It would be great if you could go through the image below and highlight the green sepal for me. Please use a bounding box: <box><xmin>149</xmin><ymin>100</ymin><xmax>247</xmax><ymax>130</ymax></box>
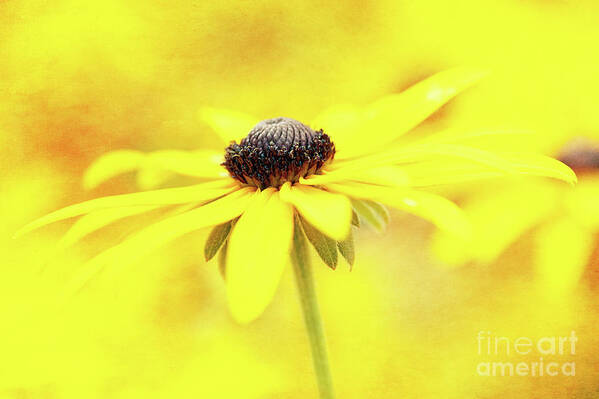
<box><xmin>300</xmin><ymin>216</ymin><xmax>338</xmax><ymax>270</ymax></box>
<box><xmin>337</xmin><ymin>228</ymin><xmax>355</xmax><ymax>269</ymax></box>
<box><xmin>204</xmin><ymin>220</ymin><xmax>233</xmax><ymax>261</ymax></box>
<box><xmin>365</xmin><ymin>200</ymin><xmax>390</xmax><ymax>226</ymax></box>
<box><xmin>351</xmin><ymin>209</ymin><xmax>360</xmax><ymax>227</ymax></box>
<box><xmin>351</xmin><ymin>199</ymin><xmax>389</xmax><ymax>233</ymax></box>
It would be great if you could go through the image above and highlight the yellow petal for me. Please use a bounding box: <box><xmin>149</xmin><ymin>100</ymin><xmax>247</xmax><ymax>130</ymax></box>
<box><xmin>399</xmin><ymin>160</ymin><xmax>509</xmax><ymax>187</ymax></box>
<box><xmin>280</xmin><ymin>182</ymin><xmax>352</xmax><ymax>240</ymax></box>
<box><xmin>311</xmin><ymin>103</ymin><xmax>363</xmax><ymax>135</ymax></box>
<box><xmin>432</xmin><ymin>182</ymin><xmax>558</xmax><ymax>265</ymax></box>
<box><xmin>328</xmin><ymin>182</ymin><xmax>471</xmax><ymax>238</ymax></box>
<box><xmin>135</xmin><ymin>166</ymin><xmax>173</xmax><ymax>190</ymax></box>
<box><xmin>416</xmin><ymin>128</ymin><xmax>537</xmax><ymax>151</ymax></box>
<box><xmin>83</xmin><ymin>150</ymin><xmax>145</xmax><ymax>190</ymax></box>
<box><xmin>56</xmin><ymin>202</ymin><xmax>198</xmax><ymax>252</ymax></box>
<box><xmin>332</xmin><ymin>67</ymin><xmax>489</xmax><ymax>158</ymax></box>
<box><xmin>366</xmin><ymin>67</ymin><xmax>489</xmax><ymax>130</ymax></box>
<box><xmin>133</xmin><ymin>150</ymin><xmax>227</xmax><ymax>190</ymax></box>
<box><xmin>351</xmin><ymin>166</ymin><xmax>411</xmax><ymax>187</ymax></box>
<box><xmin>301</xmin><ymin>165</ymin><xmax>409</xmax><ymax>187</ymax></box>
<box><xmin>147</xmin><ymin>150</ymin><xmax>227</xmax><ymax>179</ymax></box>
<box><xmin>534</xmin><ymin>217</ymin><xmax>594</xmax><ymax>297</ymax></box>
<box><xmin>15</xmin><ymin>179</ymin><xmax>236</xmax><ymax>237</ymax></box>
<box><xmin>385</xmin><ymin>153</ymin><xmax>574</xmax><ymax>189</ymax></box>
<box><xmin>336</xmin><ymin>143</ymin><xmax>519</xmax><ymax>174</ymax></box>
<box><xmin>57</xmin><ymin>205</ymin><xmax>160</xmax><ymax>251</ymax></box>
<box><xmin>62</xmin><ymin>187</ymin><xmax>255</xmax><ymax>298</ymax></box>
<box><xmin>226</xmin><ymin>189</ymin><xmax>294</xmax><ymax>323</ymax></box>
<box><xmin>311</xmin><ymin>104</ymin><xmax>363</xmax><ymax>158</ymax></box>
<box><xmin>85</xmin><ymin>149</ymin><xmax>227</xmax><ymax>190</ymax></box>
<box><xmin>497</xmin><ymin>153</ymin><xmax>577</xmax><ymax>185</ymax></box>
<box><xmin>199</xmin><ymin>107</ymin><xmax>260</xmax><ymax>144</ymax></box>
<box><xmin>331</xmin><ymin>143</ymin><xmax>575</xmax><ymax>188</ymax></box>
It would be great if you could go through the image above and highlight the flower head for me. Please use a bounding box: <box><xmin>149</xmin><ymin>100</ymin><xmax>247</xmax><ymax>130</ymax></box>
<box><xmin>223</xmin><ymin>117</ymin><xmax>335</xmax><ymax>189</ymax></box>
<box><xmin>16</xmin><ymin>67</ymin><xmax>576</xmax><ymax>323</ymax></box>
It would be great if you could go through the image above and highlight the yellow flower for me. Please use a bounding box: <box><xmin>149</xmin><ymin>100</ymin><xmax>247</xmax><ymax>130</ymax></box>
<box><xmin>16</xmin><ymin>67</ymin><xmax>575</xmax><ymax>323</ymax></box>
<box><xmin>433</xmin><ymin>138</ymin><xmax>599</xmax><ymax>297</ymax></box>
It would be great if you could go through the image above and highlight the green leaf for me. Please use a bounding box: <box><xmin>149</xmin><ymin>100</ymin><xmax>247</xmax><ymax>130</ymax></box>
<box><xmin>351</xmin><ymin>199</ymin><xmax>390</xmax><ymax>232</ymax></box>
<box><xmin>218</xmin><ymin>240</ymin><xmax>228</xmax><ymax>279</ymax></box>
<box><xmin>300</xmin><ymin>216</ymin><xmax>338</xmax><ymax>269</ymax></box>
<box><xmin>351</xmin><ymin>209</ymin><xmax>360</xmax><ymax>227</ymax></box>
<box><xmin>337</xmin><ymin>228</ymin><xmax>355</xmax><ymax>269</ymax></box>
<box><xmin>204</xmin><ymin>221</ymin><xmax>233</xmax><ymax>261</ymax></box>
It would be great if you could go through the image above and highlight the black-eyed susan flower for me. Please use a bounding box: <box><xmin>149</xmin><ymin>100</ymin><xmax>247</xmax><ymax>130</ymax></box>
<box><xmin>16</xmin><ymin>68</ymin><xmax>576</xmax><ymax>398</ymax></box>
<box><xmin>16</xmin><ymin>67</ymin><xmax>578</xmax><ymax>319</ymax></box>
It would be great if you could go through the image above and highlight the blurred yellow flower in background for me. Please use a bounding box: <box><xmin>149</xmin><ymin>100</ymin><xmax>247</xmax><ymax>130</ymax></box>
<box><xmin>433</xmin><ymin>138</ymin><xmax>599</xmax><ymax>298</ymax></box>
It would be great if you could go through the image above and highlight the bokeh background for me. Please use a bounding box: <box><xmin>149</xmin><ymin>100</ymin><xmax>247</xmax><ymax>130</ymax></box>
<box><xmin>2</xmin><ymin>0</ymin><xmax>599</xmax><ymax>397</ymax></box>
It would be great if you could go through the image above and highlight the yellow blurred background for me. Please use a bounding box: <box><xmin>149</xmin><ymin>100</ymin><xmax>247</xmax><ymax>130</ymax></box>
<box><xmin>2</xmin><ymin>0</ymin><xmax>599</xmax><ymax>397</ymax></box>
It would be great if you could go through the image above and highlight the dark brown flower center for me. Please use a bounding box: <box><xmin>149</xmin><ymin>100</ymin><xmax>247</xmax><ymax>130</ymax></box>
<box><xmin>223</xmin><ymin>117</ymin><xmax>335</xmax><ymax>189</ymax></box>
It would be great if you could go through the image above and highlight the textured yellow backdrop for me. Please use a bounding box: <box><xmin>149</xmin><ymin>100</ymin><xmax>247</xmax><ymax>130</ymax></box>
<box><xmin>2</xmin><ymin>1</ymin><xmax>599</xmax><ymax>397</ymax></box>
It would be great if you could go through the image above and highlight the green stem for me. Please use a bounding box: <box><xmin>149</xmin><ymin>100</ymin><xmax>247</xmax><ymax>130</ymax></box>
<box><xmin>291</xmin><ymin>218</ymin><xmax>335</xmax><ymax>399</ymax></box>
